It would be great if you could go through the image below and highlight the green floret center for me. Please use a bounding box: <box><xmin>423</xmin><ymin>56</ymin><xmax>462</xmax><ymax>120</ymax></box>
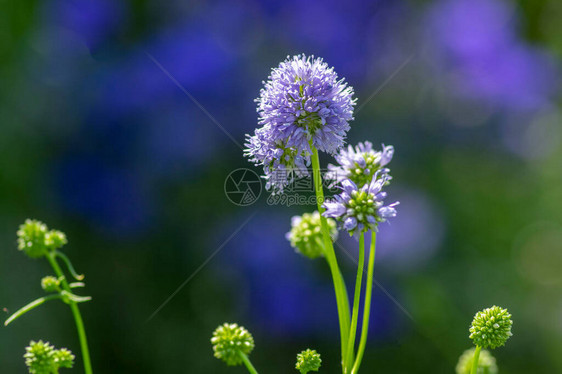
<box><xmin>297</xmin><ymin>111</ymin><xmax>322</xmax><ymax>135</ymax></box>
<box><xmin>349</xmin><ymin>152</ymin><xmax>381</xmax><ymax>187</ymax></box>
<box><xmin>291</xmin><ymin>78</ymin><xmax>323</xmax><ymax>136</ymax></box>
<box><xmin>348</xmin><ymin>190</ymin><xmax>377</xmax><ymax>226</ymax></box>
<box><xmin>268</xmin><ymin>143</ymin><xmax>301</xmax><ymax>170</ymax></box>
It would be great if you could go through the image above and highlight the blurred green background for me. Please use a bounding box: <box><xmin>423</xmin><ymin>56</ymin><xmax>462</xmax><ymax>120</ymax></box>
<box><xmin>1</xmin><ymin>0</ymin><xmax>561</xmax><ymax>372</ymax></box>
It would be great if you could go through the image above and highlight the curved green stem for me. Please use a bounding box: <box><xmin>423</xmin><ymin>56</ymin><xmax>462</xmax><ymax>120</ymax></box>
<box><xmin>47</xmin><ymin>252</ymin><xmax>93</xmax><ymax>374</ymax></box>
<box><xmin>4</xmin><ymin>294</ymin><xmax>62</xmax><ymax>326</ymax></box>
<box><xmin>238</xmin><ymin>352</ymin><xmax>258</xmax><ymax>374</ymax></box>
<box><xmin>310</xmin><ymin>145</ymin><xmax>351</xmax><ymax>370</ymax></box>
<box><xmin>351</xmin><ymin>231</ymin><xmax>377</xmax><ymax>374</ymax></box>
<box><xmin>55</xmin><ymin>250</ymin><xmax>85</xmax><ymax>281</ymax></box>
<box><xmin>470</xmin><ymin>346</ymin><xmax>482</xmax><ymax>374</ymax></box>
<box><xmin>345</xmin><ymin>231</ymin><xmax>365</xmax><ymax>372</ymax></box>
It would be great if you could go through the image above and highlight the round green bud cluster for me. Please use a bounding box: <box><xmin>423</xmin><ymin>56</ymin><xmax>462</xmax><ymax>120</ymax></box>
<box><xmin>469</xmin><ymin>306</ymin><xmax>513</xmax><ymax>349</ymax></box>
<box><xmin>286</xmin><ymin>211</ymin><xmax>337</xmax><ymax>259</ymax></box>
<box><xmin>295</xmin><ymin>349</ymin><xmax>322</xmax><ymax>373</ymax></box>
<box><xmin>17</xmin><ymin>220</ymin><xmax>68</xmax><ymax>259</ymax></box>
<box><xmin>211</xmin><ymin>323</ymin><xmax>255</xmax><ymax>366</ymax></box>
<box><xmin>45</xmin><ymin>230</ymin><xmax>67</xmax><ymax>251</ymax></box>
<box><xmin>456</xmin><ymin>348</ymin><xmax>497</xmax><ymax>374</ymax></box>
<box><xmin>53</xmin><ymin>348</ymin><xmax>75</xmax><ymax>369</ymax></box>
<box><xmin>17</xmin><ymin>220</ymin><xmax>49</xmax><ymax>258</ymax></box>
<box><xmin>24</xmin><ymin>340</ymin><xmax>57</xmax><ymax>374</ymax></box>
<box><xmin>24</xmin><ymin>340</ymin><xmax>74</xmax><ymax>374</ymax></box>
<box><xmin>41</xmin><ymin>276</ymin><xmax>61</xmax><ymax>293</ymax></box>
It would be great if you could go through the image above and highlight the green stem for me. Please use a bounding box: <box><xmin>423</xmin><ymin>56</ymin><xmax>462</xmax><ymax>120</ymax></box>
<box><xmin>238</xmin><ymin>352</ymin><xmax>258</xmax><ymax>374</ymax></box>
<box><xmin>345</xmin><ymin>231</ymin><xmax>365</xmax><ymax>373</ymax></box>
<box><xmin>4</xmin><ymin>294</ymin><xmax>62</xmax><ymax>326</ymax></box>
<box><xmin>310</xmin><ymin>145</ymin><xmax>351</xmax><ymax>370</ymax></box>
<box><xmin>47</xmin><ymin>252</ymin><xmax>93</xmax><ymax>374</ymax></box>
<box><xmin>55</xmin><ymin>250</ymin><xmax>85</xmax><ymax>280</ymax></box>
<box><xmin>351</xmin><ymin>231</ymin><xmax>377</xmax><ymax>374</ymax></box>
<box><xmin>470</xmin><ymin>346</ymin><xmax>482</xmax><ymax>374</ymax></box>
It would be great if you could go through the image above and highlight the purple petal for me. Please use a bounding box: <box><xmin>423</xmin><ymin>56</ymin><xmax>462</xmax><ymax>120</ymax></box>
<box><xmin>344</xmin><ymin>216</ymin><xmax>357</xmax><ymax>231</ymax></box>
<box><xmin>323</xmin><ymin>201</ymin><xmax>346</xmax><ymax>217</ymax></box>
<box><xmin>341</xmin><ymin>179</ymin><xmax>357</xmax><ymax>195</ymax></box>
<box><xmin>380</xmin><ymin>144</ymin><xmax>394</xmax><ymax>166</ymax></box>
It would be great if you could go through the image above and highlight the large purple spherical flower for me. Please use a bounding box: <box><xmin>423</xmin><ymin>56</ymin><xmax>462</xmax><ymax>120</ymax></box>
<box><xmin>256</xmin><ymin>54</ymin><xmax>356</xmax><ymax>155</ymax></box>
<box><xmin>327</xmin><ymin>142</ymin><xmax>394</xmax><ymax>188</ymax></box>
<box><xmin>323</xmin><ymin>175</ymin><xmax>398</xmax><ymax>235</ymax></box>
<box><xmin>244</xmin><ymin>125</ymin><xmax>309</xmax><ymax>192</ymax></box>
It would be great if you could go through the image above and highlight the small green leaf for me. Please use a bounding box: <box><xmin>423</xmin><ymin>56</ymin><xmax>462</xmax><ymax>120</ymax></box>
<box><xmin>61</xmin><ymin>291</ymin><xmax>91</xmax><ymax>304</ymax></box>
<box><xmin>4</xmin><ymin>295</ymin><xmax>62</xmax><ymax>326</ymax></box>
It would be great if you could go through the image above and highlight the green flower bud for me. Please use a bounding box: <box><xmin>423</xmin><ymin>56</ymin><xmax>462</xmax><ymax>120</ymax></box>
<box><xmin>24</xmin><ymin>341</ymin><xmax>74</xmax><ymax>373</ymax></box>
<box><xmin>456</xmin><ymin>348</ymin><xmax>497</xmax><ymax>374</ymax></box>
<box><xmin>45</xmin><ymin>230</ymin><xmax>67</xmax><ymax>250</ymax></box>
<box><xmin>295</xmin><ymin>349</ymin><xmax>322</xmax><ymax>373</ymax></box>
<box><xmin>286</xmin><ymin>211</ymin><xmax>338</xmax><ymax>259</ymax></box>
<box><xmin>53</xmin><ymin>348</ymin><xmax>74</xmax><ymax>369</ymax></box>
<box><xmin>17</xmin><ymin>220</ymin><xmax>49</xmax><ymax>258</ymax></box>
<box><xmin>41</xmin><ymin>276</ymin><xmax>61</xmax><ymax>293</ymax></box>
<box><xmin>24</xmin><ymin>340</ymin><xmax>57</xmax><ymax>374</ymax></box>
<box><xmin>469</xmin><ymin>306</ymin><xmax>513</xmax><ymax>349</ymax></box>
<box><xmin>211</xmin><ymin>323</ymin><xmax>255</xmax><ymax>366</ymax></box>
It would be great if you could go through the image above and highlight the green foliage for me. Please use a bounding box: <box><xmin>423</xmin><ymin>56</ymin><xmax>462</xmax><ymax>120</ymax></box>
<box><xmin>9</xmin><ymin>220</ymin><xmax>92</xmax><ymax>373</ymax></box>
<box><xmin>295</xmin><ymin>349</ymin><xmax>322</xmax><ymax>373</ymax></box>
<box><xmin>211</xmin><ymin>323</ymin><xmax>255</xmax><ymax>366</ymax></box>
<box><xmin>470</xmin><ymin>306</ymin><xmax>513</xmax><ymax>349</ymax></box>
<box><xmin>456</xmin><ymin>347</ymin><xmax>497</xmax><ymax>374</ymax></box>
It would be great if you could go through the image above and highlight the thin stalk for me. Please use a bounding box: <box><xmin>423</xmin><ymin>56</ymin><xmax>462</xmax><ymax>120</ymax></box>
<box><xmin>310</xmin><ymin>144</ymin><xmax>351</xmax><ymax>370</ymax></box>
<box><xmin>55</xmin><ymin>250</ymin><xmax>85</xmax><ymax>280</ymax></box>
<box><xmin>351</xmin><ymin>231</ymin><xmax>377</xmax><ymax>374</ymax></box>
<box><xmin>470</xmin><ymin>346</ymin><xmax>482</xmax><ymax>374</ymax></box>
<box><xmin>238</xmin><ymin>352</ymin><xmax>258</xmax><ymax>374</ymax></box>
<box><xmin>345</xmin><ymin>231</ymin><xmax>365</xmax><ymax>373</ymax></box>
<box><xmin>46</xmin><ymin>252</ymin><xmax>93</xmax><ymax>374</ymax></box>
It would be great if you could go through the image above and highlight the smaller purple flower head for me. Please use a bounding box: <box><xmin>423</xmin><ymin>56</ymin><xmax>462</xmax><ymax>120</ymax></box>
<box><xmin>327</xmin><ymin>142</ymin><xmax>394</xmax><ymax>188</ymax></box>
<box><xmin>244</xmin><ymin>125</ymin><xmax>309</xmax><ymax>192</ymax></box>
<box><xmin>256</xmin><ymin>54</ymin><xmax>356</xmax><ymax>155</ymax></box>
<box><xmin>323</xmin><ymin>174</ymin><xmax>398</xmax><ymax>235</ymax></box>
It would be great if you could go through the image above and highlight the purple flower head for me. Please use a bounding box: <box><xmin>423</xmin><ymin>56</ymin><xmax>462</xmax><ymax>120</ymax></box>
<box><xmin>256</xmin><ymin>54</ymin><xmax>356</xmax><ymax>155</ymax></box>
<box><xmin>244</xmin><ymin>125</ymin><xmax>310</xmax><ymax>192</ymax></box>
<box><xmin>323</xmin><ymin>174</ymin><xmax>398</xmax><ymax>235</ymax></box>
<box><xmin>327</xmin><ymin>142</ymin><xmax>394</xmax><ymax>187</ymax></box>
